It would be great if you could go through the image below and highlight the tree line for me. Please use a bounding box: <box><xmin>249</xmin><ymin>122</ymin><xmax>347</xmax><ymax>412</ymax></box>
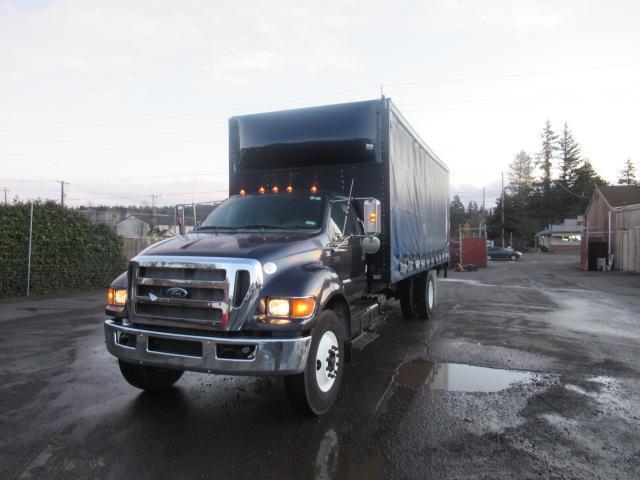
<box><xmin>450</xmin><ymin>120</ymin><xmax>638</xmax><ymax>247</ymax></box>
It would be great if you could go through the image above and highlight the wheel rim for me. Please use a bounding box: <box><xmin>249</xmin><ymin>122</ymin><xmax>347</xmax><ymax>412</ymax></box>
<box><xmin>315</xmin><ymin>330</ymin><xmax>339</xmax><ymax>393</ymax></box>
<box><xmin>487</xmin><ymin>255</ymin><xmax>491</xmax><ymax>260</ymax></box>
<box><xmin>427</xmin><ymin>278</ymin><xmax>434</xmax><ymax>309</ymax></box>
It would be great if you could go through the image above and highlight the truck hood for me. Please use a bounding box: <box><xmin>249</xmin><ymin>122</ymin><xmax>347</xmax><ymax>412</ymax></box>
<box><xmin>137</xmin><ymin>231</ymin><xmax>324</xmax><ymax>264</ymax></box>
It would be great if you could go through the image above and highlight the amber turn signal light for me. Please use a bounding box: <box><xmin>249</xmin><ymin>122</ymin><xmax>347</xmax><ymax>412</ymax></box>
<box><xmin>291</xmin><ymin>297</ymin><xmax>315</xmax><ymax>318</ymax></box>
<box><xmin>369</xmin><ymin>213</ymin><xmax>377</xmax><ymax>223</ymax></box>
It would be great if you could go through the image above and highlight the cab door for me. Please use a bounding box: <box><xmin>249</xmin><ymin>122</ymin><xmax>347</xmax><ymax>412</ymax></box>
<box><xmin>327</xmin><ymin>200</ymin><xmax>367</xmax><ymax>300</ymax></box>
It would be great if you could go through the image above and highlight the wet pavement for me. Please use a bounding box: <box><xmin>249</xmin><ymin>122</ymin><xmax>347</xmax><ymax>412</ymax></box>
<box><xmin>1</xmin><ymin>254</ymin><xmax>639</xmax><ymax>479</ymax></box>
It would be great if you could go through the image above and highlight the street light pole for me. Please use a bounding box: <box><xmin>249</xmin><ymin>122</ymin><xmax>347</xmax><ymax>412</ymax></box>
<box><xmin>501</xmin><ymin>172</ymin><xmax>505</xmax><ymax>247</ymax></box>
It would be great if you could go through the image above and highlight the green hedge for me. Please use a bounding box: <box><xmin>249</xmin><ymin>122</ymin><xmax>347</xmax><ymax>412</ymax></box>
<box><xmin>0</xmin><ymin>201</ymin><xmax>127</xmax><ymax>297</ymax></box>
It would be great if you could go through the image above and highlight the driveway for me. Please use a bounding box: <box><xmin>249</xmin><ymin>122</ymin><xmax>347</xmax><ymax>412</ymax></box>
<box><xmin>1</xmin><ymin>254</ymin><xmax>639</xmax><ymax>479</ymax></box>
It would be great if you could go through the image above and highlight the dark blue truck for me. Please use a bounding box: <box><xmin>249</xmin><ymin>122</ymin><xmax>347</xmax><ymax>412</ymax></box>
<box><xmin>104</xmin><ymin>98</ymin><xmax>449</xmax><ymax>414</ymax></box>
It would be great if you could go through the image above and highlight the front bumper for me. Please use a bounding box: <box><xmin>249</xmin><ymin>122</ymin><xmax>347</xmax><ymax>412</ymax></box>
<box><xmin>104</xmin><ymin>320</ymin><xmax>311</xmax><ymax>375</ymax></box>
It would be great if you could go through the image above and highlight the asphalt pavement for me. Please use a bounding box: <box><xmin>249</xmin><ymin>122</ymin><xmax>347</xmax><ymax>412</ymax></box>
<box><xmin>1</xmin><ymin>254</ymin><xmax>639</xmax><ymax>479</ymax></box>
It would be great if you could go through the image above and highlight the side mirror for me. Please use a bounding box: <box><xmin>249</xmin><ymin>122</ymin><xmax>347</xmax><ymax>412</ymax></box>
<box><xmin>363</xmin><ymin>198</ymin><xmax>381</xmax><ymax>236</ymax></box>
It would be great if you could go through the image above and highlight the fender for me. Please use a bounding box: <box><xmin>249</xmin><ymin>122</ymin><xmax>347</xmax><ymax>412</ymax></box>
<box><xmin>245</xmin><ymin>259</ymin><xmax>345</xmax><ymax>332</ymax></box>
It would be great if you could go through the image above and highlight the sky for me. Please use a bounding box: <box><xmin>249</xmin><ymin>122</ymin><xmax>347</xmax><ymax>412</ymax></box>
<box><xmin>1</xmin><ymin>0</ymin><xmax>639</xmax><ymax>208</ymax></box>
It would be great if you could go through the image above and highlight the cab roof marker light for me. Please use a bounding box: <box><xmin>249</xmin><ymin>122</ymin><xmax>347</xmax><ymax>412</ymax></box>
<box><xmin>272</xmin><ymin>186</ymin><xmax>279</xmax><ymax>193</ymax></box>
<box><xmin>258</xmin><ymin>187</ymin><xmax>266</xmax><ymax>194</ymax></box>
<box><xmin>310</xmin><ymin>185</ymin><xmax>318</xmax><ymax>193</ymax></box>
<box><xmin>286</xmin><ymin>185</ymin><xmax>293</xmax><ymax>193</ymax></box>
<box><xmin>239</xmin><ymin>189</ymin><xmax>246</xmax><ymax>196</ymax></box>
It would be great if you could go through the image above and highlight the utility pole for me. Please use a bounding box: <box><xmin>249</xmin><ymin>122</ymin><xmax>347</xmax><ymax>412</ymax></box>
<box><xmin>2</xmin><ymin>187</ymin><xmax>8</xmax><ymax>205</ymax></box>
<box><xmin>501</xmin><ymin>172</ymin><xmax>505</xmax><ymax>247</ymax></box>
<box><xmin>482</xmin><ymin>187</ymin><xmax>485</xmax><ymax>212</ymax></box>
<box><xmin>57</xmin><ymin>180</ymin><xmax>69</xmax><ymax>206</ymax></box>
<box><xmin>150</xmin><ymin>194</ymin><xmax>162</xmax><ymax>231</ymax></box>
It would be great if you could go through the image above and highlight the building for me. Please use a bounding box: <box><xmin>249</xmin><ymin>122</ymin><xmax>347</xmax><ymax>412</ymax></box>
<box><xmin>116</xmin><ymin>215</ymin><xmax>151</xmax><ymax>238</ymax></box>
<box><xmin>535</xmin><ymin>217</ymin><xmax>583</xmax><ymax>254</ymax></box>
<box><xmin>581</xmin><ymin>185</ymin><xmax>640</xmax><ymax>272</ymax></box>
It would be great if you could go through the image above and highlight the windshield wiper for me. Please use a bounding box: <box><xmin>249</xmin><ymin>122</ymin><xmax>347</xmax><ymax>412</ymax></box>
<box><xmin>236</xmin><ymin>224</ymin><xmax>289</xmax><ymax>230</ymax></box>
<box><xmin>193</xmin><ymin>225</ymin><xmax>240</xmax><ymax>231</ymax></box>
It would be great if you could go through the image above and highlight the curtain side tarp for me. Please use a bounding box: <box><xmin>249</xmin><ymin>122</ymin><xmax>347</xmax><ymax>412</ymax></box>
<box><xmin>388</xmin><ymin>111</ymin><xmax>449</xmax><ymax>284</ymax></box>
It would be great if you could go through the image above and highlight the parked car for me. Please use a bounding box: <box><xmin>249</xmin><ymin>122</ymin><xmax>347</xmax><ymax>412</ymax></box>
<box><xmin>487</xmin><ymin>246</ymin><xmax>521</xmax><ymax>261</ymax></box>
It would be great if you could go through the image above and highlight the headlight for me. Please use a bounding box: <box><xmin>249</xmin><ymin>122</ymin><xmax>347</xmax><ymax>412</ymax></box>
<box><xmin>107</xmin><ymin>288</ymin><xmax>127</xmax><ymax>306</ymax></box>
<box><xmin>267</xmin><ymin>298</ymin><xmax>290</xmax><ymax>317</ymax></box>
<box><xmin>266</xmin><ymin>297</ymin><xmax>316</xmax><ymax>320</ymax></box>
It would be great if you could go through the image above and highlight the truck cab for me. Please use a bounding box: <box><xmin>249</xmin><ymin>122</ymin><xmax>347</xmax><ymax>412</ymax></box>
<box><xmin>105</xmin><ymin>191</ymin><xmax>383</xmax><ymax>414</ymax></box>
<box><xmin>104</xmin><ymin>98</ymin><xmax>449</xmax><ymax>415</ymax></box>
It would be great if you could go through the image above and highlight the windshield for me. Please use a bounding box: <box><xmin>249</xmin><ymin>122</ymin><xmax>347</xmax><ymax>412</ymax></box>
<box><xmin>197</xmin><ymin>194</ymin><xmax>325</xmax><ymax>230</ymax></box>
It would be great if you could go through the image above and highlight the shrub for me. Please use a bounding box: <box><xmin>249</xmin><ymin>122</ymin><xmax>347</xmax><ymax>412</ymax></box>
<box><xmin>0</xmin><ymin>201</ymin><xmax>127</xmax><ymax>297</ymax></box>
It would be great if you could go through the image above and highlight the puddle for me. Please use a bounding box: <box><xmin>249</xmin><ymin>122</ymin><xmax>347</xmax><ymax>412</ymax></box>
<box><xmin>396</xmin><ymin>361</ymin><xmax>535</xmax><ymax>392</ymax></box>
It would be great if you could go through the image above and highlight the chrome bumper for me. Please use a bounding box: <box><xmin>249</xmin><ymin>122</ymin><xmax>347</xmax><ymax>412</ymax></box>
<box><xmin>104</xmin><ymin>320</ymin><xmax>311</xmax><ymax>375</ymax></box>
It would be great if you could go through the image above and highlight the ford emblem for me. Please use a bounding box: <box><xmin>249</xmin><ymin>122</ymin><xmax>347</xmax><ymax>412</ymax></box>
<box><xmin>166</xmin><ymin>287</ymin><xmax>189</xmax><ymax>298</ymax></box>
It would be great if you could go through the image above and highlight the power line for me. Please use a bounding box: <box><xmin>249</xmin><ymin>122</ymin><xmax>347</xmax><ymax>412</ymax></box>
<box><xmin>384</xmin><ymin>60</ymin><xmax>640</xmax><ymax>88</ymax></box>
<box><xmin>1</xmin><ymin>135</ymin><xmax>223</xmax><ymax>158</ymax></box>
<box><xmin>2</xmin><ymin>60</ymin><xmax>638</xmax><ymax>134</ymax></box>
<box><xmin>0</xmin><ymin>127</ymin><xmax>225</xmax><ymax>145</ymax></box>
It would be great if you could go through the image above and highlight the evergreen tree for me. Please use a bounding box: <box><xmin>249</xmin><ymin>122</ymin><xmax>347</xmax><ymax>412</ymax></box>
<box><xmin>536</xmin><ymin>120</ymin><xmax>558</xmax><ymax>197</ymax></box>
<box><xmin>466</xmin><ymin>200</ymin><xmax>479</xmax><ymax>218</ymax></box>
<box><xmin>449</xmin><ymin>195</ymin><xmax>466</xmax><ymax>235</ymax></box>
<box><xmin>558</xmin><ymin>122</ymin><xmax>581</xmax><ymax>188</ymax></box>
<box><xmin>507</xmin><ymin>151</ymin><xmax>534</xmax><ymax>198</ymax></box>
<box><xmin>618</xmin><ymin>158</ymin><xmax>638</xmax><ymax>185</ymax></box>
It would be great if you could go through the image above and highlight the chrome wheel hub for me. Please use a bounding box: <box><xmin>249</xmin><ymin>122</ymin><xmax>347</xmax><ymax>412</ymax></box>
<box><xmin>315</xmin><ymin>330</ymin><xmax>339</xmax><ymax>393</ymax></box>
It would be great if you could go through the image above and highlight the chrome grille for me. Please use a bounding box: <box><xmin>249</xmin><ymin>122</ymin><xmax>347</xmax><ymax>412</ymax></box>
<box><xmin>129</xmin><ymin>256</ymin><xmax>263</xmax><ymax>331</ymax></box>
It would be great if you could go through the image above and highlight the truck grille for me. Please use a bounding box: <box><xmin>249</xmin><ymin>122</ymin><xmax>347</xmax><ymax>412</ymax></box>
<box><xmin>129</xmin><ymin>256</ymin><xmax>263</xmax><ymax>332</ymax></box>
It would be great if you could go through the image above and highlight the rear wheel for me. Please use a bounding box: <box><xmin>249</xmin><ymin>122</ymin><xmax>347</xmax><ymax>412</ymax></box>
<box><xmin>414</xmin><ymin>271</ymin><xmax>437</xmax><ymax>319</ymax></box>
<box><xmin>284</xmin><ymin>310</ymin><xmax>344</xmax><ymax>415</ymax></box>
<box><xmin>487</xmin><ymin>254</ymin><xmax>492</xmax><ymax>261</ymax></box>
<box><xmin>510</xmin><ymin>254</ymin><xmax>517</xmax><ymax>261</ymax></box>
<box><xmin>118</xmin><ymin>360</ymin><xmax>184</xmax><ymax>392</ymax></box>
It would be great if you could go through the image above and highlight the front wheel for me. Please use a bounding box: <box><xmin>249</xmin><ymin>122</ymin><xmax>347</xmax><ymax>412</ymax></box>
<box><xmin>118</xmin><ymin>360</ymin><xmax>184</xmax><ymax>392</ymax></box>
<box><xmin>487</xmin><ymin>254</ymin><xmax>492</xmax><ymax>261</ymax></box>
<box><xmin>510</xmin><ymin>254</ymin><xmax>517</xmax><ymax>261</ymax></box>
<box><xmin>284</xmin><ymin>310</ymin><xmax>344</xmax><ymax>415</ymax></box>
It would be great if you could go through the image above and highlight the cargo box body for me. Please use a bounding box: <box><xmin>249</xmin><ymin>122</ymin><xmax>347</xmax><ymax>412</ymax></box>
<box><xmin>228</xmin><ymin>98</ymin><xmax>449</xmax><ymax>286</ymax></box>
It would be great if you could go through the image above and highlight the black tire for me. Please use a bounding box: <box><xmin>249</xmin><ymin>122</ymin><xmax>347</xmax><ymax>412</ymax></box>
<box><xmin>510</xmin><ymin>254</ymin><xmax>517</xmax><ymax>261</ymax></box>
<box><xmin>399</xmin><ymin>277</ymin><xmax>417</xmax><ymax>319</ymax></box>
<box><xmin>414</xmin><ymin>270</ymin><xmax>437</xmax><ymax>320</ymax></box>
<box><xmin>487</xmin><ymin>254</ymin><xmax>492</xmax><ymax>261</ymax></box>
<box><xmin>284</xmin><ymin>310</ymin><xmax>344</xmax><ymax>415</ymax></box>
<box><xmin>118</xmin><ymin>360</ymin><xmax>184</xmax><ymax>392</ymax></box>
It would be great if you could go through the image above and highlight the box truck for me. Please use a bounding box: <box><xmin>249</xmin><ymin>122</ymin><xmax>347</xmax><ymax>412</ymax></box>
<box><xmin>104</xmin><ymin>98</ymin><xmax>449</xmax><ymax>414</ymax></box>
